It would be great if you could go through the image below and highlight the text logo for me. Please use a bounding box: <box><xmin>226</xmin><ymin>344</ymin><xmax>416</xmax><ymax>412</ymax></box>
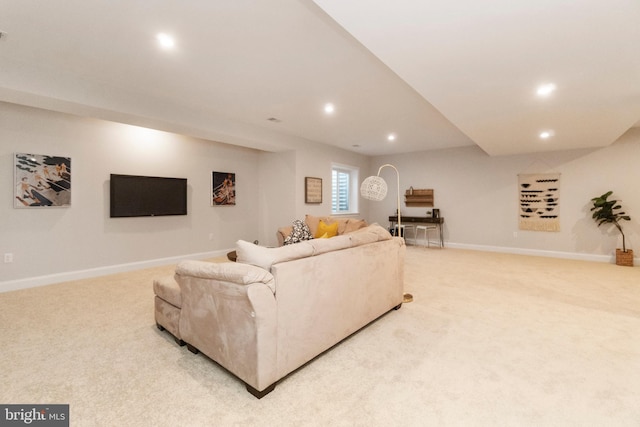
<box><xmin>1</xmin><ymin>405</ymin><xmax>68</xmax><ymax>426</ymax></box>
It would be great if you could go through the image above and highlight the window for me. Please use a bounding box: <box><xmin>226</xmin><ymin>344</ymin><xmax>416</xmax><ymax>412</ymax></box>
<box><xmin>331</xmin><ymin>164</ymin><xmax>359</xmax><ymax>214</ymax></box>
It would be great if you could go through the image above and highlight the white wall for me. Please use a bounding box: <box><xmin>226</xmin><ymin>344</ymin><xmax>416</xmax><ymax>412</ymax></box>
<box><xmin>0</xmin><ymin>102</ymin><xmax>262</xmax><ymax>288</ymax></box>
<box><xmin>3</xmin><ymin>100</ymin><xmax>637</xmax><ymax>289</ymax></box>
<box><xmin>0</xmin><ymin>102</ymin><xmax>373</xmax><ymax>288</ymax></box>
<box><xmin>369</xmin><ymin>129</ymin><xmax>640</xmax><ymax>261</ymax></box>
<box><xmin>294</xmin><ymin>144</ymin><xmax>371</xmax><ymax>220</ymax></box>
<box><xmin>257</xmin><ymin>140</ymin><xmax>372</xmax><ymax>247</ymax></box>
<box><xmin>257</xmin><ymin>150</ymin><xmax>297</xmax><ymax>246</ymax></box>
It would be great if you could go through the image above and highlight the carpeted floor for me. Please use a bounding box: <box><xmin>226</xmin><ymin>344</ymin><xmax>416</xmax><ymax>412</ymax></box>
<box><xmin>1</xmin><ymin>247</ymin><xmax>639</xmax><ymax>426</ymax></box>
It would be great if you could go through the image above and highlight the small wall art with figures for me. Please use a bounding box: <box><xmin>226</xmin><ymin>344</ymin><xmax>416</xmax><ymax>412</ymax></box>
<box><xmin>15</xmin><ymin>153</ymin><xmax>71</xmax><ymax>208</ymax></box>
<box><xmin>211</xmin><ymin>171</ymin><xmax>236</xmax><ymax>206</ymax></box>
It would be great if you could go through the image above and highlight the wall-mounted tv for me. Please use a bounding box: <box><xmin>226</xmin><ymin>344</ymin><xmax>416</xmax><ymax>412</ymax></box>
<box><xmin>110</xmin><ymin>174</ymin><xmax>187</xmax><ymax>217</ymax></box>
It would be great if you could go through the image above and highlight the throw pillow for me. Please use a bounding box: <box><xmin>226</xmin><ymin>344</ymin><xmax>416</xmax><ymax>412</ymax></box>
<box><xmin>304</xmin><ymin>214</ymin><xmax>332</xmax><ymax>237</ymax></box>
<box><xmin>315</xmin><ymin>220</ymin><xmax>338</xmax><ymax>238</ymax></box>
<box><xmin>283</xmin><ymin>219</ymin><xmax>314</xmax><ymax>245</ymax></box>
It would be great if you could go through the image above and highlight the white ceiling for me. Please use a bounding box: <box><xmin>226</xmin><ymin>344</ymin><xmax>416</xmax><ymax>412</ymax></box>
<box><xmin>1</xmin><ymin>0</ymin><xmax>639</xmax><ymax>156</ymax></box>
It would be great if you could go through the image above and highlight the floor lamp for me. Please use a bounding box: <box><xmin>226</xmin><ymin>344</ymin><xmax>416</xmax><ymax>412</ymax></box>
<box><xmin>360</xmin><ymin>164</ymin><xmax>413</xmax><ymax>303</ymax></box>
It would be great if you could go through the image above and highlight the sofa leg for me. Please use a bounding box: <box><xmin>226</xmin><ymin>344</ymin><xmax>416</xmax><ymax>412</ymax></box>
<box><xmin>186</xmin><ymin>344</ymin><xmax>199</xmax><ymax>354</ymax></box>
<box><xmin>246</xmin><ymin>383</ymin><xmax>276</xmax><ymax>399</ymax></box>
<box><xmin>393</xmin><ymin>303</ymin><xmax>402</xmax><ymax>310</ymax></box>
<box><xmin>156</xmin><ymin>323</ymin><xmax>185</xmax><ymax>346</ymax></box>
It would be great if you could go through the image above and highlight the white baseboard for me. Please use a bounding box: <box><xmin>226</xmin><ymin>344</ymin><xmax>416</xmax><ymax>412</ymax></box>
<box><xmin>446</xmin><ymin>242</ymin><xmax>637</xmax><ymax>264</ymax></box>
<box><xmin>0</xmin><ymin>249</ymin><xmax>232</xmax><ymax>293</ymax></box>
<box><xmin>3</xmin><ymin>244</ymin><xmax>637</xmax><ymax>293</ymax></box>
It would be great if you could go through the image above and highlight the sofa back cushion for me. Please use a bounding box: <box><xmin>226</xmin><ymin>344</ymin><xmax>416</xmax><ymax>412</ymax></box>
<box><xmin>306</xmin><ymin>234</ymin><xmax>352</xmax><ymax>255</ymax></box>
<box><xmin>304</xmin><ymin>214</ymin><xmax>368</xmax><ymax>236</ymax></box>
<box><xmin>239</xmin><ymin>224</ymin><xmax>394</xmax><ymax>271</ymax></box>
<box><xmin>236</xmin><ymin>239</ymin><xmax>314</xmax><ymax>270</ymax></box>
<box><xmin>348</xmin><ymin>223</ymin><xmax>393</xmax><ymax>246</ymax></box>
<box><xmin>344</xmin><ymin>219</ymin><xmax>368</xmax><ymax>234</ymax></box>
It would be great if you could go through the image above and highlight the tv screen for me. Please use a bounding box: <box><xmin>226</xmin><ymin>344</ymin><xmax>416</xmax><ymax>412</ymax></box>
<box><xmin>110</xmin><ymin>174</ymin><xmax>187</xmax><ymax>217</ymax></box>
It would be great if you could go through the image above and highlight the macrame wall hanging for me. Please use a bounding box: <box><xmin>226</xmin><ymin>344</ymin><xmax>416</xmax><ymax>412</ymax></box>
<box><xmin>518</xmin><ymin>173</ymin><xmax>560</xmax><ymax>232</ymax></box>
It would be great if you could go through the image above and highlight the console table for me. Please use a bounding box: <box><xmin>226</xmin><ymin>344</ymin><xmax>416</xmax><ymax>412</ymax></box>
<box><xmin>388</xmin><ymin>216</ymin><xmax>444</xmax><ymax>248</ymax></box>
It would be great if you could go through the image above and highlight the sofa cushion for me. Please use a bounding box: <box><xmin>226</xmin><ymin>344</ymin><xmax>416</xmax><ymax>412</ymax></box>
<box><xmin>349</xmin><ymin>223</ymin><xmax>393</xmax><ymax>246</ymax></box>
<box><xmin>344</xmin><ymin>219</ymin><xmax>368</xmax><ymax>234</ymax></box>
<box><xmin>304</xmin><ymin>214</ymin><xmax>331</xmax><ymax>236</ymax></box>
<box><xmin>236</xmin><ymin>239</ymin><xmax>314</xmax><ymax>271</ymax></box>
<box><xmin>153</xmin><ymin>275</ymin><xmax>182</xmax><ymax>308</ymax></box>
<box><xmin>315</xmin><ymin>220</ymin><xmax>339</xmax><ymax>238</ymax></box>
<box><xmin>305</xmin><ymin>215</ymin><xmax>369</xmax><ymax>236</ymax></box>
<box><xmin>283</xmin><ymin>219</ymin><xmax>314</xmax><ymax>245</ymax></box>
<box><xmin>307</xmin><ymin>234</ymin><xmax>352</xmax><ymax>255</ymax></box>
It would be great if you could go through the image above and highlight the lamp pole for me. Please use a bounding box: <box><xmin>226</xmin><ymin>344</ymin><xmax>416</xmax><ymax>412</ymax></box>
<box><xmin>377</xmin><ymin>164</ymin><xmax>401</xmax><ymax>234</ymax></box>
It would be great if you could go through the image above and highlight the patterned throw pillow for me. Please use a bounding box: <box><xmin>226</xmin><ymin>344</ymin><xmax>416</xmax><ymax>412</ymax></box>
<box><xmin>283</xmin><ymin>219</ymin><xmax>314</xmax><ymax>245</ymax></box>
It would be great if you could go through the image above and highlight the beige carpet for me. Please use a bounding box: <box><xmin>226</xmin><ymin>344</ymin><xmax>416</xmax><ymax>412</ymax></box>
<box><xmin>1</xmin><ymin>247</ymin><xmax>639</xmax><ymax>426</ymax></box>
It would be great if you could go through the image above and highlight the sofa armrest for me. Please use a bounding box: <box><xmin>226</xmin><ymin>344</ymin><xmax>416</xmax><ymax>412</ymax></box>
<box><xmin>276</xmin><ymin>226</ymin><xmax>292</xmax><ymax>247</ymax></box>
<box><xmin>176</xmin><ymin>260</ymin><xmax>278</xmax><ymax>392</ymax></box>
<box><xmin>176</xmin><ymin>260</ymin><xmax>275</xmax><ymax>293</ymax></box>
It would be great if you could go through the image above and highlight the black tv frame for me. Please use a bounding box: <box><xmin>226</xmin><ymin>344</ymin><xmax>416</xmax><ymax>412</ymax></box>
<box><xmin>109</xmin><ymin>174</ymin><xmax>187</xmax><ymax>218</ymax></box>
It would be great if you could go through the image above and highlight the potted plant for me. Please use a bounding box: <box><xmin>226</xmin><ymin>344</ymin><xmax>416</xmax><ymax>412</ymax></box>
<box><xmin>590</xmin><ymin>191</ymin><xmax>633</xmax><ymax>266</ymax></box>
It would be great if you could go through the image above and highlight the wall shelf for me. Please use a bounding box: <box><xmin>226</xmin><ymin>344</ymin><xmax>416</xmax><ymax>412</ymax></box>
<box><xmin>405</xmin><ymin>188</ymin><xmax>434</xmax><ymax>207</ymax></box>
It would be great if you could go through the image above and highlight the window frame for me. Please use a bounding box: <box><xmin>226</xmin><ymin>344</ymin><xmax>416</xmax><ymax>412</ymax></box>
<box><xmin>331</xmin><ymin>163</ymin><xmax>359</xmax><ymax>215</ymax></box>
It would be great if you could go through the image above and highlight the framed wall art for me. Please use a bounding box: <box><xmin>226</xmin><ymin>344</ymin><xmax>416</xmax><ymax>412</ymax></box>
<box><xmin>212</xmin><ymin>171</ymin><xmax>235</xmax><ymax>206</ymax></box>
<box><xmin>305</xmin><ymin>177</ymin><xmax>322</xmax><ymax>204</ymax></box>
<box><xmin>14</xmin><ymin>153</ymin><xmax>71</xmax><ymax>208</ymax></box>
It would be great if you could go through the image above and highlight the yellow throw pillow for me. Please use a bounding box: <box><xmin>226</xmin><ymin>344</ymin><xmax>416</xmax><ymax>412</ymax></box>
<box><xmin>315</xmin><ymin>220</ymin><xmax>338</xmax><ymax>238</ymax></box>
<box><xmin>317</xmin><ymin>232</ymin><xmax>329</xmax><ymax>239</ymax></box>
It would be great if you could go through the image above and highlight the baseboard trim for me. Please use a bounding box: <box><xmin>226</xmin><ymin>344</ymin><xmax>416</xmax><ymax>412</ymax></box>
<box><xmin>4</xmin><ymin>244</ymin><xmax>636</xmax><ymax>293</ymax></box>
<box><xmin>0</xmin><ymin>249</ymin><xmax>232</xmax><ymax>293</ymax></box>
<box><xmin>446</xmin><ymin>242</ymin><xmax>637</xmax><ymax>264</ymax></box>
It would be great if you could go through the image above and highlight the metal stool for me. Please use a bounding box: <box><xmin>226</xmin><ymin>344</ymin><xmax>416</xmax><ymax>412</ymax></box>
<box><xmin>415</xmin><ymin>225</ymin><xmax>437</xmax><ymax>247</ymax></box>
<box><xmin>394</xmin><ymin>224</ymin><xmax>416</xmax><ymax>243</ymax></box>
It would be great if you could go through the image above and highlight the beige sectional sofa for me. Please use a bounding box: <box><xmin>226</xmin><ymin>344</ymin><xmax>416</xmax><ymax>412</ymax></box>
<box><xmin>153</xmin><ymin>223</ymin><xmax>405</xmax><ymax>398</ymax></box>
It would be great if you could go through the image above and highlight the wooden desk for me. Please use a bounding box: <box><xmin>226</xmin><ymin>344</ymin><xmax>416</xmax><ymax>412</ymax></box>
<box><xmin>388</xmin><ymin>216</ymin><xmax>444</xmax><ymax>248</ymax></box>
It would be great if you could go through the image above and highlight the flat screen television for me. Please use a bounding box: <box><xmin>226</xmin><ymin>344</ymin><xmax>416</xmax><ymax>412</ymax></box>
<box><xmin>110</xmin><ymin>174</ymin><xmax>187</xmax><ymax>217</ymax></box>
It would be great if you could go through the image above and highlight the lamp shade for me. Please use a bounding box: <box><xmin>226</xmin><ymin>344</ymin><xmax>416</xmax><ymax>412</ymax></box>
<box><xmin>360</xmin><ymin>175</ymin><xmax>388</xmax><ymax>201</ymax></box>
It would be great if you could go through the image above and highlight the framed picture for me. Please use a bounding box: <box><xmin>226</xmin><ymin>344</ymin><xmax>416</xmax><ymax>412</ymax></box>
<box><xmin>305</xmin><ymin>177</ymin><xmax>322</xmax><ymax>204</ymax></box>
<box><xmin>212</xmin><ymin>171</ymin><xmax>235</xmax><ymax>206</ymax></box>
<box><xmin>14</xmin><ymin>153</ymin><xmax>71</xmax><ymax>208</ymax></box>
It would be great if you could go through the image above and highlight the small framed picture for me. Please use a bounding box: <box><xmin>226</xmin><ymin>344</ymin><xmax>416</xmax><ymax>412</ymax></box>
<box><xmin>15</xmin><ymin>153</ymin><xmax>71</xmax><ymax>208</ymax></box>
<box><xmin>305</xmin><ymin>177</ymin><xmax>322</xmax><ymax>204</ymax></box>
<box><xmin>212</xmin><ymin>171</ymin><xmax>236</xmax><ymax>206</ymax></box>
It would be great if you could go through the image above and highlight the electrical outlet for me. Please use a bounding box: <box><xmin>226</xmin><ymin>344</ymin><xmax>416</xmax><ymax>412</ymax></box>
<box><xmin>513</xmin><ymin>231</ymin><xmax>518</xmax><ymax>238</ymax></box>
<box><xmin>209</xmin><ymin>233</ymin><xmax>214</xmax><ymax>241</ymax></box>
<box><xmin>4</xmin><ymin>253</ymin><xmax>13</xmax><ymax>263</ymax></box>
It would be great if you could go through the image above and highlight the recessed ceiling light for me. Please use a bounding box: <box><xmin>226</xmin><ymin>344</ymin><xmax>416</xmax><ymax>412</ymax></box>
<box><xmin>324</xmin><ymin>103</ymin><xmax>335</xmax><ymax>114</ymax></box>
<box><xmin>156</xmin><ymin>33</ymin><xmax>176</xmax><ymax>49</ymax></box>
<box><xmin>387</xmin><ymin>133</ymin><xmax>397</xmax><ymax>142</ymax></box>
<box><xmin>539</xmin><ymin>130</ymin><xmax>554</xmax><ymax>140</ymax></box>
<box><xmin>536</xmin><ymin>83</ymin><xmax>556</xmax><ymax>97</ymax></box>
